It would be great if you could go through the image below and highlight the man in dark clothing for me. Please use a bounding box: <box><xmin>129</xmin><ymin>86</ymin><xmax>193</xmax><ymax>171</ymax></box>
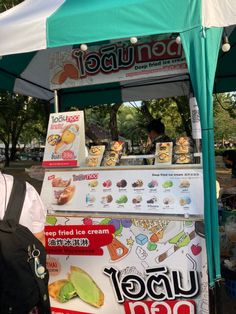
<box><xmin>143</xmin><ymin>119</ymin><xmax>171</xmax><ymax>165</ymax></box>
<box><xmin>146</xmin><ymin>119</ymin><xmax>171</xmax><ymax>155</ymax></box>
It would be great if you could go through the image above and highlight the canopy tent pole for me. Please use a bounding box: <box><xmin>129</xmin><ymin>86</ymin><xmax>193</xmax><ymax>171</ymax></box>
<box><xmin>54</xmin><ymin>89</ymin><xmax>59</xmax><ymax>113</ymax></box>
<box><xmin>181</xmin><ymin>27</ymin><xmax>223</xmax><ymax>286</ymax></box>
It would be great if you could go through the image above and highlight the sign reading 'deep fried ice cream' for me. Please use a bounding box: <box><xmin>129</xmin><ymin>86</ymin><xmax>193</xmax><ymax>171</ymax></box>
<box><xmin>43</xmin><ymin>111</ymin><xmax>86</xmax><ymax>167</ymax></box>
<box><xmin>45</xmin><ymin>224</ymin><xmax>115</xmax><ymax>255</ymax></box>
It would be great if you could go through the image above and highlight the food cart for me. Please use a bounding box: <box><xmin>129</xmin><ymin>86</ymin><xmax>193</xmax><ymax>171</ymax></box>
<box><xmin>37</xmin><ymin>35</ymin><xmax>208</xmax><ymax>314</ymax></box>
<box><xmin>1</xmin><ymin>1</ymin><xmax>236</xmax><ymax>313</ymax></box>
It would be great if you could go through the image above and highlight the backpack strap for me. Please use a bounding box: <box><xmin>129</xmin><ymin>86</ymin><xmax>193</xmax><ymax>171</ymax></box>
<box><xmin>28</xmin><ymin>257</ymin><xmax>51</xmax><ymax>314</ymax></box>
<box><xmin>3</xmin><ymin>177</ymin><xmax>26</xmax><ymax>222</ymax></box>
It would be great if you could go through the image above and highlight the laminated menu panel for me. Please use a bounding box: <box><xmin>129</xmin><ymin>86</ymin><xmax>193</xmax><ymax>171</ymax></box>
<box><xmin>41</xmin><ymin>168</ymin><xmax>203</xmax><ymax>216</ymax></box>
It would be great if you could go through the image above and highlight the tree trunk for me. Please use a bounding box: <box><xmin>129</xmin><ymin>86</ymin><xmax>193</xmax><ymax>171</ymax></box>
<box><xmin>222</xmin><ymin>136</ymin><xmax>225</xmax><ymax>147</ymax></box>
<box><xmin>10</xmin><ymin>144</ymin><xmax>17</xmax><ymax>161</ymax></box>
<box><xmin>109</xmin><ymin>103</ymin><xmax>122</xmax><ymax>141</ymax></box>
<box><xmin>4</xmin><ymin>143</ymin><xmax>10</xmax><ymax>167</ymax></box>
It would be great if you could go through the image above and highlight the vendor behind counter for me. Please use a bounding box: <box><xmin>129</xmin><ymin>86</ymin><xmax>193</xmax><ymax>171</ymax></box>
<box><xmin>145</xmin><ymin>119</ymin><xmax>171</xmax><ymax>155</ymax></box>
<box><xmin>144</xmin><ymin>119</ymin><xmax>172</xmax><ymax>165</ymax></box>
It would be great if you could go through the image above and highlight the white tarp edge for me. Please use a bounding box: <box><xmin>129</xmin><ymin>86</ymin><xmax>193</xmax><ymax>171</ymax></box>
<box><xmin>122</xmin><ymin>81</ymin><xmax>189</xmax><ymax>102</ymax></box>
<box><xmin>0</xmin><ymin>0</ymin><xmax>65</xmax><ymax>56</ymax></box>
<box><xmin>202</xmin><ymin>0</ymin><xmax>236</xmax><ymax>27</ymax></box>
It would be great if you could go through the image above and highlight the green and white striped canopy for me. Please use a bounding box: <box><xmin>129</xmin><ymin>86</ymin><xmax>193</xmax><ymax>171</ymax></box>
<box><xmin>0</xmin><ymin>0</ymin><xmax>203</xmax><ymax>56</ymax></box>
<box><xmin>0</xmin><ymin>0</ymin><xmax>236</xmax><ymax>286</ymax></box>
<box><xmin>0</xmin><ymin>0</ymin><xmax>204</xmax><ymax>103</ymax></box>
<box><xmin>0</xmin><ymin>0</ymin><xmax>235</xmax><ymax>103</ymax></box>
<box><xmin>0</xmin><ymin>0</ymin><xmax>235</xmax><ymax>56</ymax></box>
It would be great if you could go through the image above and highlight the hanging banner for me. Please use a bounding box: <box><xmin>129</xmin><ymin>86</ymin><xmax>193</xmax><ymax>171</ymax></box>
<box><xmin>45</xmin><ymin>215</ymin><xmax>209</xmax><ymax>314</ymax></box>
<box><xmin>49</xmin><ymin>37</ymin><xmax>187</xmax><ymax>90</ymax></box>
<box><xmin>41</xmin><ymin>168</ymin><xmax>203</xmax><ymax>216</ymax></box>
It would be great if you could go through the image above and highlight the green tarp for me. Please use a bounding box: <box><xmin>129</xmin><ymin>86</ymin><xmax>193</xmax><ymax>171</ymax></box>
<box><xmin>47</xmin><ymin>0</ymin><xmax>201</xmax><ymax>47</ymax></box>
<box><xmin>182</xmin><ymin>27</ymin><xmax>223</xmax><ymax>285</ymax></box>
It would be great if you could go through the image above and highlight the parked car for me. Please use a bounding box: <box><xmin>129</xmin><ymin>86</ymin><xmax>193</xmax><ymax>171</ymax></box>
<box><xmin>20</xmin><ymin>152</ymin><xmax>32</xmax><ymax>161</ymax></box>
<box><xmin>20</xmin><ymin>152</ymin><xmax>42</xmax><ymax>161</ymax></box>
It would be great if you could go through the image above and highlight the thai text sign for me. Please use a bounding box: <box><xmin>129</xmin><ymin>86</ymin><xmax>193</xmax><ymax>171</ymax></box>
<box><xmin>49</xmin><ymin>37</ymin><xmax>187</xmax><ymax>89</ymax></box>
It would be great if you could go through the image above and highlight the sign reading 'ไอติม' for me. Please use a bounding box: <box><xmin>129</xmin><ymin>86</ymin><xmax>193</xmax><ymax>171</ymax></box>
<box><xmin>49</xmin><ymin>37</ymin><xmax>187</xmax><ymax>89</ymax></box>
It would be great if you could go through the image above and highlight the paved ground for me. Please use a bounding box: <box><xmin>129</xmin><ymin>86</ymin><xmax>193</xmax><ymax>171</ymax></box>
<box><xmin>1</xmin><ymin>158</ymin><xmax>236</xmax><ymax>312</ymax></box>
<box><xmin>214</xmin><ymin>281</ymin><xmax>236</xmax><ymax>314</ymax></box>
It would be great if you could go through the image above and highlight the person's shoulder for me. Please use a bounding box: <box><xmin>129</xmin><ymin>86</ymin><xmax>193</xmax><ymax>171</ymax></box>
<box><xmin>0</xmin><ymin>173</ymin><xmax>13</xmax><ymax>180</ymax></box>
<box><xmin>25</xmin><ymin>180</ymin><xmax>39</xmax><ymax>195</ymax></box>
<box><xmin>0</xmin><ymin>173</ymin><xmax>13</xmax><ymax>184</ymax></box>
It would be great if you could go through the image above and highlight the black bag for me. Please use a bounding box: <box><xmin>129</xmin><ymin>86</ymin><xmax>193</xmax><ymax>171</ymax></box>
<box><xmin>0</xmin><ymin>178</ymin><xmax>51</xmax><ymax>314</ymax></box>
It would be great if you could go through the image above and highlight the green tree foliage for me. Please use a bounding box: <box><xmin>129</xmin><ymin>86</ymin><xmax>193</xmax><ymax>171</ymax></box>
<box><xmin>84</xmin><ymin>103</ymin><xmax>122</xmax><ymax>141</ymax></box>
<box><xmin>117</xmin><ymin>94</ymin><xmax>236</xmax><ymax>151</ymax></box>
<box><xmin>213</xmin><ymin>93</ymin><xmax>236</xmax><ymax>143</ymax></box>
<box><xmin>137</xmin><ymin>97</ymin><xmax>192</xmax><ymax>138</ymax></box>
<box><xmin>0</xmin><ymin>91</ymin><xmax>49</xmax><ymax>165</ymax></box>
<box><xmin>117</xmin><ymin>104</ymin><xmax>145</xmax><ymax>145</ymax></box>
<box><xmin>84</xmin><ymin>93</ymin><xmax>236</xmax><ymax>153</ymax></box>
<box><xmin>84</xmin><ymin>96</ymin><xmax>192</xmax><ymax>152</ymax></box>
<box><xmin>0</xmin><ymin>0</ymin><xmax>23</xmax><ymax>12</ymax></box>
<box><xmin>20</xmin><ymin>98</ymin><xmax>50</xmax><ymax>146</ymax></box>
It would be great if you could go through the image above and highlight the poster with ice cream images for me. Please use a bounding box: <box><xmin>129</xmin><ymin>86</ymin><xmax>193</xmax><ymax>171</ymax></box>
<box><xmin>45</xmin><ymin>215</ymin><xmax>208</xmax><ymax>314</ymax></box>
<box><xmin>41</xmin><ymin>168</ymin><xmax>203</xmax><ymax>216</ymax></box>
<box><xmin>42</xmin><ymin>111</ymin><xmax>86</xmax><ymax>167</ymax></box>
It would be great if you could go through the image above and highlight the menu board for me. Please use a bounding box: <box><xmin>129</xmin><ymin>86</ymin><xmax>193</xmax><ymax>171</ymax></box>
<box><xmin>41</xmin><ymin>168</ymin><xmax>203</xmax><ymax>216</ymax></box>
<box><xmin>45</xmin><ymin>216</ymin><xmax>208</xmax><ymax>314</ymax></box>
<box><xmin>42</xmin><ymin>111</ymin><xmax>86</xmax><ymax>167</ymax></box>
